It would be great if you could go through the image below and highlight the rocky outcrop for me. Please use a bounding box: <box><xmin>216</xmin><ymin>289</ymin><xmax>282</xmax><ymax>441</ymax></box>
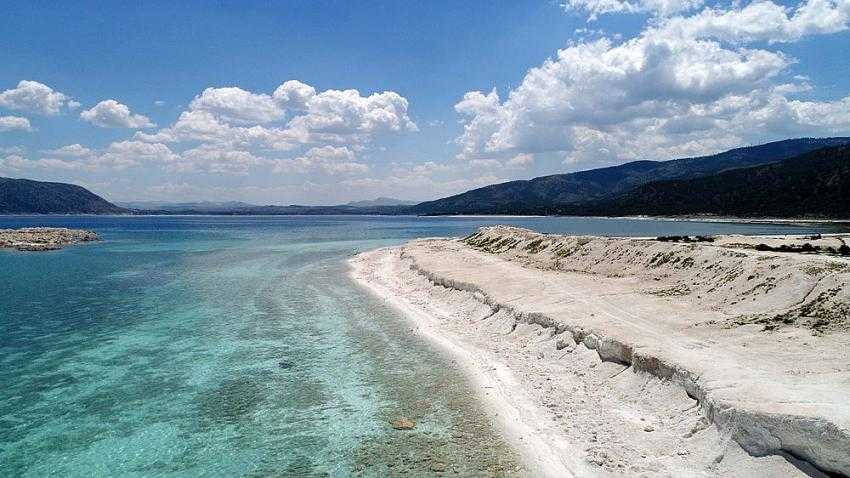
<box><xmin>0</xmin><ymin>227</ymin><xmax>99</xmax><ymax>251</ymax></box>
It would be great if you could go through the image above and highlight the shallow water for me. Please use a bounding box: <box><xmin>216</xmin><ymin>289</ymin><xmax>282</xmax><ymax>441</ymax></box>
<box><xmin>0</xmin><ymin>215</ymin><xmax>839</xmax><ymax>476</ymax></box>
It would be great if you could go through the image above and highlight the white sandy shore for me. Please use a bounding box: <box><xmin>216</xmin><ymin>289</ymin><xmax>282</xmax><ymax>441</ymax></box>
<box><xmin>351</xmin><ymin>227</ymin><xmax>850</xmax><ymax>477</ymax></box>
<box><xmin>350</xmin><ymin>249</ymin><xmax>588</xmax><ymax>478</ymax></box>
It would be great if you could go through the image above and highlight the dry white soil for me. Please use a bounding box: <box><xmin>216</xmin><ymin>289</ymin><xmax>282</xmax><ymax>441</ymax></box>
<box><xmin>350</xmin><ymin>226</ymin><xmax>850</xmax><ymax>477</ymax></box>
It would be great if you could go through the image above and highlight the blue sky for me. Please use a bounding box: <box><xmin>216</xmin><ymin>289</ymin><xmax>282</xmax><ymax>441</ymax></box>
<box><xmin>1</xmin><ymin>0</ymin><xmax>849</xmax><ymax>204</ymax></box>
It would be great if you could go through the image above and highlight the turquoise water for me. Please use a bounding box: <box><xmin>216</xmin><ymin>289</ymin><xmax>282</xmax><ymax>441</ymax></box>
<box><xmin>0</xmin><ymin>216</ymin><xmax>839</xmax><ymax>477</ymax></box>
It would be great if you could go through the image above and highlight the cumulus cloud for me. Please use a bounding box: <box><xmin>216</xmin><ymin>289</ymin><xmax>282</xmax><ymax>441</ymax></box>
<box><xmin>273</xmin><ymin>80</ymin><xmax>316</xmax><ymax>110</ymax></box>
<box><xmin>506</xmin><ymin>153</ymin><xmax>535</xmax><ymax>168</ymax></box>
<box><xmin>562</xmin><ymin>0</ymin><xmax>704</xmax><ymax>19</ymax></box>
<box><xmin>12</xmin><ymin>140</ymin><xmax>178</xmax><ymax>172</ymax></box>
<box><xmin>137</xmin><ymin>80</ymin><xmax>416</xmax><ymax>151</ymax></box>
<box><xmin>272</xmin><ymin>145</ymin><xmax>367</xmax><ymax>175</ymax></box>
<box><xmin>176</xmin><ymin>144</ymin><xmax>265</xmax><ymax>174</ymax></box>
<box><xmin>0</xmin><ymin>116</ymin><xmax>32</xmax><ymax>132</ymax></box>
<box><xmin>454</xmin><ymin>0</ymin><xmax>850</xmax><ymax>167</ymax></box>
<box><xmin>662</xmin><ymin>0</ymin><xmax>850</xmax><ymax>43</ymax></box>
<box><xmin>0</xmin><ymin>80</ymin><xmax>73</xmax><ymax>116</ymax></box>
<box><xmin>80</xmin><ymin>100</ymin><xmax>155</xmax><ymax>128</ymax></box>
<box><xmin>100</xmin><ymin>140</ymin><xmax>176</xmax><ymax>165</ymax></box>
<box><xmin>189</xmin><ymin>87</ymin><xmax>283</xmax><ymax>124</ymax></box>
<box><xmin>42</xmin><ymin>144</ymin><xmax>93</xmax><ymax>157</ymax></box>
<box><xmin>0</xmin><ymin>154</ymin><xmax>29</xmax><ymax>170</ymax></box>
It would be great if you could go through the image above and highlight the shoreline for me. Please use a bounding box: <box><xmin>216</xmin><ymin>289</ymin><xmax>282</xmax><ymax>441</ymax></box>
<box><xmin>349</xmin><ymin>249</ymin><xmax>587</xmax><ymax>478</ymax></box>
<box><xmin>350</xmin><ymin>227</ymin><xmax>850</xmax><ymax>477</ymax></box>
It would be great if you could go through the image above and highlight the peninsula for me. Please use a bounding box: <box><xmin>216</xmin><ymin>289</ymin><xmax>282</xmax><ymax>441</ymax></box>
<box><xmin>0</xmin><ymin>227</ymin><xmax>99</xmax><ymax>251</ymax></box>
<box><xmin>351</xmin><ymin>226</ymin><xmax>850</xmax><ymax>477</ymax></box>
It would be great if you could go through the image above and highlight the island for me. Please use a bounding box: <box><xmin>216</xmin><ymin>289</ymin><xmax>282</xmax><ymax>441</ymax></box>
<box><xmin>351</xmin><ymin>226</ymin><xmax>850</xmax><ymax>477</ymax></box>
<box><xmin>0</xmin><ymin>227</ymin><xmax>100</xmax><ymax>251</ymax></box>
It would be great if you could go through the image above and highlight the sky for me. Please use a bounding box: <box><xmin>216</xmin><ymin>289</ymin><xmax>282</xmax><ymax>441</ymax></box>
<box><xmin>1</xmin><ymin>0</ymin><xmax>849</xmax><ymax>205</ymax></box>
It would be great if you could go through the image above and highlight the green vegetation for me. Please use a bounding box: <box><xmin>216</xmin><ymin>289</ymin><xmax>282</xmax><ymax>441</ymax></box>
<box><xmin>656</xmin><ymin>235</ymin><xmax>714</xmax><ymax>243</ymax></box>
<box><xmin>523</xmin><ymin>238</ymin><xmax>549</xmax><ymax>254</ymax></box>
<box><xmin>753</xmin><ymin>242</ymin><xmax>850</xmax><ymax>256</ymax></box>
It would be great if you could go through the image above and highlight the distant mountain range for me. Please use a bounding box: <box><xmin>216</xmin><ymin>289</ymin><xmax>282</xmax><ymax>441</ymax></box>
<box><xmin>345</xmin><ymin>197</ymin><xmax>417</xmax><ymax>207</ymax></box>
<box><xmin>115</xmin><ymin>200</ymin><xmax>258</xmax><ymax>212</ymax></box>
<box><xmin>3</xmin><ymin>137</ymin><xmax>850</xmax><ymax>218</ymax></box>
<box><xmin>408</xmin><ymin>137</ymin><xmax>850</xmax><ymax>215</ymax></box>
<box><xmin>0</xmin><ymin>177</ymin><xmax>127</xmax><ymax>214</ymax></box>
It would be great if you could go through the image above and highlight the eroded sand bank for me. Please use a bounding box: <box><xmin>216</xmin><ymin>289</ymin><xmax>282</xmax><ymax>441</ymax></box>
<box><xmin>350</xmin><ymin>226</ymin><xmax>850</xmax><ymax>477</ymax></box>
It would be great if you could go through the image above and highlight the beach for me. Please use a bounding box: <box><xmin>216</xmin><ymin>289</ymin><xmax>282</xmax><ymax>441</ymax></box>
<box><xmin>350</xmin><ymin>226</ymin><xmax>850</xmax><ymax>477</ymax></box>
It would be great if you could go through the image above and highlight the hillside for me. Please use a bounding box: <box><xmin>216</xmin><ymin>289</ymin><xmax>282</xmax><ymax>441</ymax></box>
<box><xmin>409</xmin><ymin>137</ymin><xmax>850</xmax><ymax>215</ymax></box>
<box><xmin>0</xmin><ymin>177</ymin><xmax>126</xmax><ymax>214</ymax></box>
<box><xmin>586</xmin><ymin>145</ymin><xmax>850</xmax><ymax>218</ymax></box>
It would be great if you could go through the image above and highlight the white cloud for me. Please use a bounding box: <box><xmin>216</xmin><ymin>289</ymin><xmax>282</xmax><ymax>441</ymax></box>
<box><xmin>272</xmin><ymin>80</ymin><xmax>316</xmax><ymax>110</ymax></box>
<box><xmin>562</xmin><ymin>0</ymin><xmax>703</xmax><ymax>19</ymax></box>
<box><xmin>662</xmin><ymin>0</ymin><xmax>850</xmax><ymax>43</ymax></box>
<box><xmin>0</xmin><ymin>80</ymin><xmax>72</xmax><ymax>116</ymax></box>
<box><xmin>42</xmin><ymin>144</ymin><xmax>94</xmax><ymax>157</ymax></box>
<box><xmin>189</xmin><ymin>87</ymin><xmax>283</xmax><ymax>124</ymax></box>
<box><xmin>176</xmin><ymin>144</ymin><xmax>265</xmax><ymax>174</ymax></box>
<box><xmin>0</xmin><ymin>154</ymin><xmax>29</xmax><ymax>170</ymax></box>
<box><xmin>454</xmin><ymin>0</ymin><xmax>850</xmax><ymax>167</ymax></box>
<box><xmin>0</xmin><ymin>116</ymin><xmax>32</xmax><ymax>132</ymax></box>
<box><xmin>31</xmin><ymin>141</ymin><xmax>178</xmax><ymax>171</ymax></box>
<box><xmin>286</xmin><ymin>88</ymin><xmax>418</xmax><ymax>138</ymax></box>
<box><xmin>272</xmin><ymin>145</ymin><xmax>367</xmax><ymax>175</ymax></box>
<box><xmin>100</xmin><ymin>140</ymin><xmax>176</xmax><ymax>166</ymax></box>
<box><xmin>506</xmin><ymin>153</ymin><xmax>535</xmax><ymax>168</ymax></box>
<box><xmin>80</xmin><ymin>100</ymin><xmax>155</xmax><ymax>129</ymax></box>
<box><xmin>0</xmin><ymin>145</ymin><xmax>26</xmax><ymax>155</ymax></box>
<box><xmin>138</xmin><ymin>81</ymin><xmax>416</xmax><ymax>151</ymax></box>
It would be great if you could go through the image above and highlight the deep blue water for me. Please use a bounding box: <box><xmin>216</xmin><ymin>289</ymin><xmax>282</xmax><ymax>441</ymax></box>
<box><xmin>0</xmin><ymin>215</ymin><xmax>840</xmax><ymax>477</ymax></box>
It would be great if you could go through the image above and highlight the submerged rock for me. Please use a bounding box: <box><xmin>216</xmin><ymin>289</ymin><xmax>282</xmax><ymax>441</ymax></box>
<box><xmin>0</xmin><ymin>227</ymin><xmax>99</xmax><ymax>251</ymax></box>
<box><xmin>390</xmin><ymin>418</ymin><xmax>416</xmax><ymax>430</ymax></box>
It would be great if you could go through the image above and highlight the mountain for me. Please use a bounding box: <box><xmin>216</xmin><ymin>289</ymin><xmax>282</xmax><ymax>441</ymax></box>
<box><xmin>117</xmin><ymin>200</ymin><xmax>257</xmax><ymax>212</ymax></box>
<box><xmin>0</xmin><ymin>177</ymin><xmax>127</xmax><ymax>214</ymax></box>
<box><xmin>410</xmin><ymin>137</ymin><xmax>850</xmax><ymax>215</ymax></box>
<box><xmin>130</xmin><ymin>203</ymin><xmax>411</xmax><ymax>215</ymax></box>
<box><xmin>583</xmin><ymin>145</ymin><xmax>850</xmax><ymax>218</ymax></box>
<box><xmin>346</xmin><ymin>197</ymin><xmax>418</xmax><ymax>207</ymax></box>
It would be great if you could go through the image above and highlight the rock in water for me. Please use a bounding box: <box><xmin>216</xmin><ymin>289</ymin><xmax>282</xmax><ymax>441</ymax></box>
<box><xmin>390</xmin><ymin>418</ymin><xmax>416</xmax><ymax>430</ymax></box>
<box><xmin>0</xmin><ymin>227</ymin><xmax>99</xmax><ymax>251</ymax></box>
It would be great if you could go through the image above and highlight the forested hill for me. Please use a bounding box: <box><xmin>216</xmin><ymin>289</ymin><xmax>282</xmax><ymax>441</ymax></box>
<box><xmin>582</xmin><ymin>145</ymin><xmax>850</xmax><ymax>218</ymax></box>
<box><xmin>0</xmin><ymin>177</ymin><xmax>126</xmax><ymax>214</ymax></box>
<box><xmin>409</xmin><ymin>137</ymin><xmax>850</xmax><ymax>215</ymax></box>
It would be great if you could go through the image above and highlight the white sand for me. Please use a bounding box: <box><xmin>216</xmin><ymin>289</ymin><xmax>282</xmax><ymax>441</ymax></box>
<box><xmin>351</xmin><ymin>249</ymin><xmax>589</xmax><ymax>478</ymax></box>
<box><xmin>350</xmin><ymin>226</ymin><xmax>850</xmax><ymax>477</ymax></box>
